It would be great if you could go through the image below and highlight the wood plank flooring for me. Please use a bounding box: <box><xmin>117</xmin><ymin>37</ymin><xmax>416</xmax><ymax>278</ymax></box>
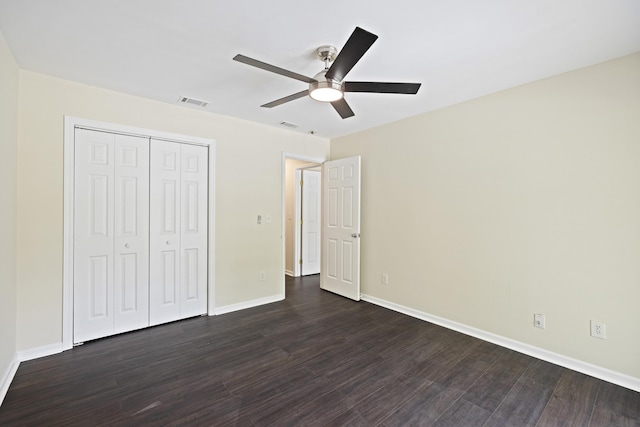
<box><xmin>1</xmin><ymin>275</ymin><xmax>639</xmax><ymax>426</ymax></box>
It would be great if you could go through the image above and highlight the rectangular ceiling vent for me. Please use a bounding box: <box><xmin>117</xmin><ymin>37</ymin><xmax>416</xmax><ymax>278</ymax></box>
<box><xmin>279</xmin><ymin>121</ymin><xmax>299</xmax><ymax>129</ymax></box>
<box><xmin>178</xmin><ymin>96</ymin><xmax>209</xmax><ymax>108</ymax></box>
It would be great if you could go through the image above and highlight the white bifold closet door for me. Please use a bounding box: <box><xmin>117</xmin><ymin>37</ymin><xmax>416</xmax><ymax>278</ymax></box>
<box><xmin>149</xmin><ymin>140</ymin><xmax>208</xmax><ymax>326</ymax></box>
<box><xmin>73</xmin><ymin>130</ymin><xmax>209</xmax><ymax>344</ymax></box>
<box><xmin>73</xmin><ymin>129</ymin><xmax>150</xmax><ymax>343</ymax></box>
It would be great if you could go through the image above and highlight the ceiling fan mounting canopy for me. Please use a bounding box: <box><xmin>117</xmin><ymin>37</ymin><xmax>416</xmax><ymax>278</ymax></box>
<box><xmin>233</xmin><ymin>27</ymin><xmax>421</xmax><ymax>119</ymax></box>
<box><xmin>316</xmin><ymin>45</ymin><xmax>338</xmax><ymax>65</ymax></box>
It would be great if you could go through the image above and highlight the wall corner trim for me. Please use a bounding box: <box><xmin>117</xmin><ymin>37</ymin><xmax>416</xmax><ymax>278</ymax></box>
<box><xmin>361</xmin><ymin>293</ymin><xmax>640</xmax><ymax>393</ymax></box>
<box><xmin>0</xmin><ymin>354</ymin><xmax>20</xmax><ymax>407</ymax></box>
<box><xmin>1</xmin><ymin>343</ymin><xmax>64</xmax><ymax>405</ymax></box>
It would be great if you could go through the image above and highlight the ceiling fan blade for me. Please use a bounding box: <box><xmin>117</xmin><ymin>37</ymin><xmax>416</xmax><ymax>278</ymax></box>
<box><xmin>233</xmin><ymin>54</ymin><xmax>314</xmax><ymax>84</ymax></box>
<box><xmin>331</xmin><ymin>98</ymin><xmax>355</xmax><ymax>119</ymax></box>
<box><xmin>344</xmin><ymin>81</ymin><xmax>421</xmax><ymax>94</ymax></box>
<box><xmin>261</xmin><ymin>90</ymin><xmax>309</xmax><ymax>108</ymax></box>
<box><xmin>325</xmin><ymin>27</ymin><xmax>378</xmax><ymax>82</ymax></box>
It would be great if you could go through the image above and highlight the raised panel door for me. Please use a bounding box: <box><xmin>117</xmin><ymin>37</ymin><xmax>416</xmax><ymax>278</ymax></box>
<box><xmin>150</xmin><ymin>140</ymin><xmax>208</xmax><ymax>324</ymax></box>
<box><xmin>320</xmin><ymin>156</ymin><xmax>361</xmax><ymax>301</ymax></box>
<box><xmin>74</xmin><ymin>129</ymin><xmax>116</xmax><ymax>343</ymax></box>
<box><xmin>180</xmin><ymin>143</ymin><xmax>208</xmax><ymax>318</ymax></box>
<box><xmin>149</xmin><ymin>140</ymin><xmax>182</xmax><ymax>325</ymax></box>
<box><xmin>113</xmin><ymin>135</ymin><xmax>149</xmax><ymax>333</ymax></box>
<box><xmin>301</xmin><ymin>169</ymin><xmax>321</xmax><ymax>275</ymax></box>
<box><xmin>74</xmin><ymin>129</ymin><xmax>151</xmax><ymax>343</ymax></box>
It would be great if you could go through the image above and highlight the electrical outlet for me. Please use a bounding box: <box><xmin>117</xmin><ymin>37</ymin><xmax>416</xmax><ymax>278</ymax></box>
<box><xmin>381</xmin><ymin>274</ymin><xmax>389</xmax><ymax>285</ymax></box>
<box><xmin>259</xmin><ymin>271</ymin><xmax>266</xmax><ymax>281</ymax></box>
<box><xmin>534</xmin><ymin>313</ymin><xmax>545</xmax><ymax>329</ymax></box>
<box><xmin>590</xmin><ymin>320</ymin><xmax>606</xmax><ymax>339</ymax></box>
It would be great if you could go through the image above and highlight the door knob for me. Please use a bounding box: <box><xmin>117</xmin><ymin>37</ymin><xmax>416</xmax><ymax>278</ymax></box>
<box><xmin>124</xmin><ymin>243</ymin><xmax>130</xmax><ymax>248</ymax></box>
<box><xmin>351</xmin><ymin>233</ymin><xmax>360</xmax><ymax>238</ymax></box>
<box><xmin>166</xmin><ymin>240</ymin><xmax>171</xmax><ymax>245</ymax></box>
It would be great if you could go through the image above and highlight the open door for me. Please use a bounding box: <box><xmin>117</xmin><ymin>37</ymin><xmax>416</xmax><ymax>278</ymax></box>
<box><xmin>321</xmin><ymin>156</ymin><xmax>361</xmax><ymax>300</ymax></box>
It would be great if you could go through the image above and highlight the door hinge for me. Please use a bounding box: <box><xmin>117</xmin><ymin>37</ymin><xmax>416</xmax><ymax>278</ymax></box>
<box><xmin>299</xmin><ymin>259</ymin><xmax>303</xmax><ymax>265</ymax></box>
<box><xmin>300</xmin><ymin>219</ymin><xmax>303</xmax><ymax>225</ymax></box>
<box><xmin>300</xmin><ymin>180</ymin><xmax>303</xmax><ymax>187</ymax></box>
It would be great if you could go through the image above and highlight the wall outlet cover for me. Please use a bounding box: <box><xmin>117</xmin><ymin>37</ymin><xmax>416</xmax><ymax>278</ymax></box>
<box><xmin>590</xmin><ymin>320</ymin><xmax>606</xmax><ymax>339</ymax></box>
<box><xmin>534</xmin><ymin>313</ymin><xmax>545</xmax><ymax>329</ymax></box>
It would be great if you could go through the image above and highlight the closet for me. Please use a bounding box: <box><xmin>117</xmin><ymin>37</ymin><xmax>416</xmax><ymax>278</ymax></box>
<box><xmin>73</xmin><ymin>128</ymin><xmax>209</xmax><ymax>344</ymax></box>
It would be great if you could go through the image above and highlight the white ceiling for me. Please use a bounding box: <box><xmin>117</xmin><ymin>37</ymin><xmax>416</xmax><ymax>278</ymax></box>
<box><xmin>1</xmin><ymin>0</ymin><xmax>639</xmax><ymax>138</ymax></box>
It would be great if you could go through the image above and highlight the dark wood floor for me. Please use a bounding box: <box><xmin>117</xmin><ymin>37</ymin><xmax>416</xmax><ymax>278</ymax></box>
<box><xmin>1</xmin><ymin>275</ymin><xmax>639</xmax><ymax>426</ymax></box>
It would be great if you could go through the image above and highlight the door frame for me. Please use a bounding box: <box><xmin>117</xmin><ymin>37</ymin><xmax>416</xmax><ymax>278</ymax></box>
<box><xmin>281</xmin><ymin>153</ymin><xmax>326</xmax><ymax>294</ymax></box>
<box><xmin>62</xmin><ymin>116</ymin><xmax>216</xmax><ymax>350</ymax></box>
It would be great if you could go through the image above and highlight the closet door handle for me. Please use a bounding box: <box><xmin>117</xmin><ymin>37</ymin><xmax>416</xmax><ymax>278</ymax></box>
<box><xmin>124</xmin><ymin>243</ymin><xmax>130</xmax><ymax>248</ymax></box>
<box><xmin>166</xmin><ymin>240</ymin><xmax>171</xmax><ymax>245</ymax></box>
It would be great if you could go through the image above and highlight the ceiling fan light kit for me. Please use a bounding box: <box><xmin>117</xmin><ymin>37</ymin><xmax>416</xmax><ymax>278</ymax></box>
<box><xmin>233</xmin><ymin>27</ymin><xmax>421</xmax><ymax>119</ymax></box>
<box><xmin>309</xmin><ymin>72</ymin><xmax>343</xmax><ymax>102</ymax></box>
<box><xmin>309</xmin><ymin>83</ymin><xmax>344</xmax><ymax>102</ymax></box>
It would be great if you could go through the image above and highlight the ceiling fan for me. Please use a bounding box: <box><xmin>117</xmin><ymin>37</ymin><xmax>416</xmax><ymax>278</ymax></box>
<box><xmin>233</xmin><ymin>27</ymin><xmax>421</xmax><ymax>119</ymax></box>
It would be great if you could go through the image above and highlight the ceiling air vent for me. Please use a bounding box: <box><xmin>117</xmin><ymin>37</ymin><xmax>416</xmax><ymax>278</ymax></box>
<box><xmin>178</xmin><ymin>96</ymin><xmax>209</xmax><ymax>108</ymax></box>
<box><xmin>279</xmin><ymin>121</ymin><xmax>299</xmax><ymax>129</ymax></box>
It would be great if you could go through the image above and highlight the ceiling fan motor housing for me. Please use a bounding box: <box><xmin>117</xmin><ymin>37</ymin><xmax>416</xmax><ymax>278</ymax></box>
<box><xmin>309</xmin><ymin>46</ymin><xmax>344</xmax><ymax>102</ymax></box>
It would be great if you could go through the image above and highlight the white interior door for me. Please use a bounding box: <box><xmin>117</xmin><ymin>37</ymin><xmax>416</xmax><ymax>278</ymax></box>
<box><xmin>301</xmin><ymin>169</ymin><xmax>321</xmax><ymax>275</ymax></box>
<box><xmin>74</xmin><ymin>129</ymin><xmax>115</xmax><ymax>342</ymax></box>
<box><xmin>179</xmin><ymin>143</ymin><xmax>209</xmax><ymax>318</ymax></box>
<box><xmin>150</xmin><ymin>140</ymin><xmax>181</xmax><ymax>325</ymax></box>
<box><xmin>113</xmin><ymin>134</ymin><xmax>150</xmax><ymax>334</ymax></box>
<box><xmin>321</xmin><ymin>156</ymin><xmax>361</xmax><ymax>300</ymax></box>
<box><xmin>149</xmin><ymin>140</ymin><xmax>208</xmax><ymax>325</ymax></box>
<box><xmin>73</xmin><ymin>129</ymin><xmax>149</xmax><ymax>343</ymax></box>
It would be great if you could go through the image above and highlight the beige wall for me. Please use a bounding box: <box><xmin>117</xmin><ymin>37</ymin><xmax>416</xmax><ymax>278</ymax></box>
<box><xmin>16</xmin><ymin>71</ymin><xmax>329</xmax><ymax>351</ymax></box>
<box><xmin>0</xmin><ymin>30</ymin><xmax>19</xmax><ymax>388</ymax></box>
<box><xmin>331</xmin><ymin>53</ymin><xmax>640</xmax><ymax>379</ymax></box>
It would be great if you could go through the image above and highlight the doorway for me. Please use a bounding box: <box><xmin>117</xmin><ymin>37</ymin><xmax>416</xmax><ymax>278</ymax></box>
<box><xmin>281</xmin><ymin>153</ymin><xmax>362</xmax><ymax>301</ymax></box>
<box><xmin>284</xmin><ymin>158</ymin><xmax>322</xmax><ymax>277</ymax></box>
<box><xmin>282</xmin><ymin>154</ymin><xmax>324</xmax><ymax>295</ymax></box>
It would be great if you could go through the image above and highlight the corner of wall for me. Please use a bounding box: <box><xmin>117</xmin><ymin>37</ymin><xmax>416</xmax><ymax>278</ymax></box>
<box><xmin>0</xmin><ymin>354</ymin><xmax>19</xmax><ymax>406</ymax></box>
<box><xmin>0</xmin><ymin>26</ymin><xmax>20</xmax><ymax>407</ymax></box>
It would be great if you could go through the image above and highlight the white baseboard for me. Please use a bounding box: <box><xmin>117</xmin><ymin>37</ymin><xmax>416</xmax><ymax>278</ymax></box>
<box><xmin>361</xmin><ymin>293</ymin><xmax>640</xmax><ymax>393</ymax></box>
<box><xmin>285</xmin><ymin>270</ymin><xmax>294</xmax><ymax>277</ymax></box>
<box><xmin>0</xmin><ymin>354</ymin><xmax>19</xmax><ymax>407</ymax></box>
<box><xmin>214</xmin><ymin>294</ymin><xmax>284</xmax><ymax>315</ymax></box>
<box><xmin>17</xmin><ymin>343</ymin><xmax>64</xmax><ymax>362</ymax></box>
<box><xmin>1</xmin><ymin>343</ymin><xmax>69</xmax><ymax>406</ymax></box>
